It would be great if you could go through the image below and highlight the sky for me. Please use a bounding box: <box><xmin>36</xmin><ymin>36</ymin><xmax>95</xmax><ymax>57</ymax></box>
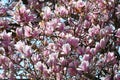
<box><xmin>1</xmin><ymin>0</ymin><xmax>8</xmax><ymax>5</ymax></box>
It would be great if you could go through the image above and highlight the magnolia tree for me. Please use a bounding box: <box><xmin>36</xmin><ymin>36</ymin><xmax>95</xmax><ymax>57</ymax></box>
<box><xmin>0</xmin><ymin>0</ymin><xmax>120</xmax><ymax>79</ymax></box>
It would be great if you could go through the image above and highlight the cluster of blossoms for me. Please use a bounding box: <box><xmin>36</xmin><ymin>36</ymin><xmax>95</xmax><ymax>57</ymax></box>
<box><xmin>0</xmin><ymin>0</ymin><xmax>120</xmax><ymax>79</ymax></box>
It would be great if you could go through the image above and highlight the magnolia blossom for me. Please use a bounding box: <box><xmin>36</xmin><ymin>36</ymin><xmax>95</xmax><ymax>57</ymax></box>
<box><xmin>13</xmin><ymin>3</ymin><xmax>34</xmax><ymax>23</ymax></box>
<box><xmin>43</xmin><ymin>6</ymin><xmax>52</xmax><ymax>20</ymax></box>
<box><xmin>55</xmin><ymin>6</ymin><xmax>68</xmax><ymax>16</ymax></box>
<box><xmin>31</xmin><ymin>54</ymin><xmax>40</xmax><ymax>64</ymax></box>
<box><xmin>83</xmin><ymin>54</ymin><xmax>90</xmax><ymax>61</ymax></box>
<box><xmin>0</xmin><ymin>0</ymin><xmax>120</xmax><ymax>79</ymax></box>
<box><xmin>100</xmin><ymin>37</ymin><xmax>107</xmax><ymax>48</ymax></box>
<box><xmin>0</xmin><ymin>30</ymin><xmax>12</xmax><ymax>46</ymax></box>
<box><xmin>23</xmin><ymin>45</ymin><xmax>32</xmax><ymax>57</ymax></box>
<box><xmin>62</xmin><ymin>43</ymin><xmax>71</xmax><ymax>54</ymax></box>
<box><xmin>116</xmin><ymin>28</ymin><xmax>120</xmax><ymax>38</ymax></box>
<box><xmin>106</xmin><ymin>52</ymin><xmax>115</xmax><ymax>63</ymax></box>
<box><xmin>67</xmin><ymin>37</ymin><xmax>79</xmax><ymax>48</ymax></box>
<box><xmin>14</xmin><ymin>41</ymin><xmax>25</xmax><ymax>53</ymax></box>
<box><xmin>88</xmin><ymin>25</ymin><xmax>100</xmax><ymax>36</ymax></box>
<box><xmin>16</xmin><ymin>27</ymin><xmax>23</xmax><ymax>36</ymax></box>
<box><xmin>77</xmin><ymin>61</ymin><xmax>89</xmax><ymax>72</ymax></box>
<box><xmin>104</xmin><ymin>75</ymin><xmax>111</xmax><ymax>80</ymax></box>
<box><xmin>1</xmin><ymin>30</ymin><xmax>12</xmax><ymax>41</ymax></box>
<box><xmin>52</xmin><ymin>65</ymin><xmax>61</xmax><ymax>73</ymax></box>
<box><xmin>114</xmin><ymin>73</ymin><xmax>120</xmax><ymax>80</ymax></box>
<box><xmin>75</xmin><ymin>0</ymin><xmax>86</xmax><ymax>12</ymax></box>
<box><xmin>68</xmin><ymin>68</ymin><xmax>77</xmax><ymax>76</ymax></box>
<box><xmin>0</xmin><ymin>55</ymin><xmax>6</xmax><ymax>64</ymax></box>
<box><xmin>35</xmin><ymin>61</ymin><xmax>47</xmax><ymax>71</ymax></box>
<box><xmin>24</xmin><ymin>26</ymin><xmax>32</xmax><ymax>37</ymax></box>
<box><xmin>0</xmin><ymin>7</ymin><xmax>7</xmax><ymax>16</ymax></box>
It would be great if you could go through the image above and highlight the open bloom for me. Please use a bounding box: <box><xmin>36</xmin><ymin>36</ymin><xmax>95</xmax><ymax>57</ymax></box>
<box><xmin>16</xmin><ymin>27</ymin><xmax>23</xmax><ymax>36</ymax></box>
<box><xmin>23</xmin><ymin>45</ymin><xmax>32</xmax><ymax>57</ymax></box>
<box><xmin>13</xmin><ymin>4</ymin><xmax>34</xmax><ymax>24</ymax></box>
<box><xmin>55</xmin><ymin>6</ymin><xmax>68</xmax><ymax>16</ymax></box>
<box><xmin>24</xmin><ymin>26</ymin><xmax>32</xmax><ymax>37</ymax></box>
<box><xmin>88</xmin><ymin>25</ymin><xmax>100</xmax><ymax>36</ymax></box>
<box><xmin>0</xmin><ymin>30</ymin><xmax>12</xmax><ymax>47</ymax></box>
<box><xmin>106</xmin><ymin>52</ymin><xmax>115</xmax><ymax>63</ymax></box>
<box><xmin>14</xmin><ymin>41</ymin><xmax>25</xmax><ymax>53</ymax></box>
<box><xmin>62</xmin><ymin>43</ymin><xmax>71</xmax><ymax>54</ymax></box>
<box><xmin>77</xmin><ymin>61</ymin><xmax>89</xmax><ymax>72</ymax></box>
<box><xmin>43</xmin><ymin>6</ymin><xmax>52</xmax><ymax>20</ymax></box>
<box><xmin>35</xmin><ymin>61</ymin><xmax>47</xmax><ymax>71</ymax></box>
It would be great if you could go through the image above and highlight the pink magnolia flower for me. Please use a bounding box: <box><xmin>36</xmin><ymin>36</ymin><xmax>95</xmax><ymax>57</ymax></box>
<box><xmin>100</xmin><ymin>37</ymin><xmax>107</xmax><ymax>48</ymax></box>
<box><xmin>45</xmin><ymin>18</ymin><xmax>59</xmax><ymax>35</ymax></box>
<box><xmin>0</xmin><ymin>55</ymin><xmax>6</xmax><ymax>64</ymax></box>
<box><xmin>60</xmin><ymin>58</ymin><xmax>68</xmax><ymax>67</ymax></box>
<box><xmin>0</xmin><ymin>7</ymin><xmax>7</xmax><ymax>16</ymax></box>
<box><xmin>62</xmin><ymin>43</ymin><xmax>71</xmax><ymax>54</ymax></box>
<box><xmin>35</xmin><ymin>61</ymin><xmax>47</xmax><ymax>71</ymax></box>
<box><xmin>43</xmin><ymin>50</ymin><xmax>50</xmax><ymax>57</ymax></box>
<box><xmin>43</xmin><ymin>6</ymin><xmax>52</xmax><ymax>20</ymax></box>
<box><xmin>43</xmin><ymin>69</ymin><xmax>50</xmax><ymax>78</ymax></box>
<box><xmin>67</xmin><ymin>37</ymin><xmax>79</xmax><ymax>48</ymax></box>
<box><xmin>68</xmin><ymin>68</ymin><xmax>77</xmax><ymax>76</ymax></box>
<box><xmin>83</xmin><ymin>20</ymin><xmax>91</xmax><ymax>28</ymax></box>
<box><xmin>16</xmin><ymin>27</ymin><xmax>23</xmax><ymax>36</ymax></box>
<box><xmin>47</xmin><ymin>43</ymin><xmax>57</xmax><ymax>51</ymax></box>
<box><xmin>69</xmin><ymin>60</ymin><xmax>79</xmax><ymax>68</ymax></box>
<box><xmin>106</xmin><ymin>52</ymin><xmax>115</xmax><ymax>63</ymax></box>
<box><xmin>104</xmin><ymin>75</ymin><xmax>111</xmax><ymax>80</ymax></box>
<box><xmin>9</xmin><ymin>62</ymin><xmax>14</xmax><ymax>69</ymax></box>
<box><xmin>55</xmin><ymin>6</ymin><xmax>68</xmax><ymax>16</ymax></box>
<box><xmin>56</xmin><ymin>73</ymin><xmax>63</xmax><ymax>80</ymax></box>
<box><xmin>0</xmin><ymin>20</ymin><xmax>9</xmax><ymax>28</ymax></box>
<box><xmin>114</xmin><ymin>73</ymin><xmax>120</xmax><ymax>80</ymax></box>
<box><xmin>0</xmin><ymin>74</ymin><xmax>4</xmax><ymax>79</ymax></box>
<box><xmin>75</xmin><ymin>0</ymin><xmax>86</xmax><ymax>8</ymax></box>
<box><xmin>56</xmin><ymin>22</ymin><xmax>65</xmax><ymax>31</ymax></box>
<box><xmin>104</xmin><ymin>26</ymin><xmax>113</xmax><ymax>34</ymax></box>
<box><xmin>77</xmin><ymin>47</ymin><xmax>84</xmax><ymax>55</ymax></box>
<box><xmin>47</xmin><ymin>53</ymin><xmax>58</xmax><ymax>66</ymax></box>
<box><xmin>23</xmin><ymin>45</ymin><xmax>32</xmax><ymax>57</ymax></box>
<box><xmin>0</xmin><ymin>30</ymin><xmax>12</xmax><ymax>47</ymax></box>
<box><xmin>31</xmin><ymin>54</ymin><xmax>40</xmax><ymax>64</ymax></box>
<box><xmin>52</xmin><ymin>65</ymin><xmax>61</xmax><ymax>73</ymax></box>
<box><xmin>83</xmin><ymin>54</ymin><xmax>90</xmax><ymax>61</ymax></box>
<box><xmin>1</xmin><ymin>30</ymin><xmax>11</xmax><ymax>41</ymax></box>
<box><xmin>100</xmin><ymin>28</ymin><xmax>106</xmax><ymax>37</ymax></box>
<box><xmin>90</xmin><ymin>48</ymin><xmax>97</xmax><ymax>55</ymax></box>
<box><xmin>77</xmin><ymin>61</ymin><xmax>89</xmax><ymax>72</ymax></box>
<box><xmin>24</xmin><ymin>26</ymin><xmax>32</xmax><ymax>37</ymax></box>
<box><xmin>13</xmin><ymin>4</ymin><xmax>34</xmax><ymax>23</ymax></box>
<box><xmin>32</xmin><ymin>27</ymin><xmax>40</xmax><ymax>38</ymax></box>
<box><xmin>88</xmin><ymin>25</ymin><xmax>100</xmax><ymax>36</ymax></box>
<box><xmin>14</xmin><ymin>41</ymin><xmax>25</xmax><ymax>53</ymax></box>
<box><xmin>85</xmin><ymin>46</ymin><xmax>91</xmax><ymax>54</ymax></box>
<box><xmin>45</xmin><ymin>25</ymin><xmax>54</xmax><ymax>35</ymax></box>
<box><xmin>95</xmin><ymin>42</ymin><xmax>101</xmax><ymax>52</ymax></box>
<box><xmin>116</xmin><ymin>28</ymin><xmax>120</xmax><ymax>38</ymax></box>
